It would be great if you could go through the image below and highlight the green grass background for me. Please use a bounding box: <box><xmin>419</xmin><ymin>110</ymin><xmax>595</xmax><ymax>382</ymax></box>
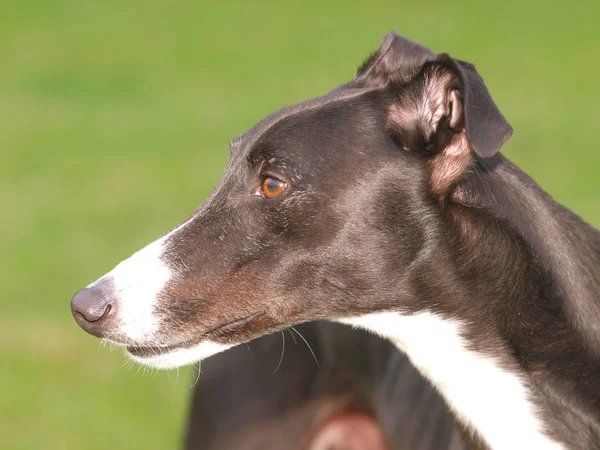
<box><xmin>1</xmin><ymin>1</ymin><xmax>598</xmax><ymax>449</ymax></box>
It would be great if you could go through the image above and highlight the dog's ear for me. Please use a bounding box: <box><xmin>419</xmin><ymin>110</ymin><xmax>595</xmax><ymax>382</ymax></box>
<box><xmin>355</xmin><ymin>31</ymin><xmax>433</xmax><ymax>87</ymax></box>
<box><xmin>386</xmin><ymin>54</ymin><xmax>513</xmax><ymax>198</ymax></box>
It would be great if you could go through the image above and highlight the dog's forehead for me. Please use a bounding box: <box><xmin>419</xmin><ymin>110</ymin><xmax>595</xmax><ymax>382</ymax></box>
<box><xmin>230</xmin><ymin>86</ymin><xmax>373</xmax><ymax>159</ymax></box>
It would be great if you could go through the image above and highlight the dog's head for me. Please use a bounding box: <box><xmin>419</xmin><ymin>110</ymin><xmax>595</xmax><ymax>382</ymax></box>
<box><xmin>71</xmin><ymin>32</ymin><xmax>512</xmax><ymax>369</ymax></box>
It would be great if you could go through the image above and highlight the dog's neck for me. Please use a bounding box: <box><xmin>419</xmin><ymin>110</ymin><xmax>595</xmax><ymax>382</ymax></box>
<box><xmin>343</xmin><ymin>155</ymin><xmax>600</xmax><ymax>450</ymax></box>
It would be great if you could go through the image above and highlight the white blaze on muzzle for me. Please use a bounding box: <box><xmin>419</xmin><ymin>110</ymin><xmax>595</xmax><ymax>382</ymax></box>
<box><xmin>87</xmin><ymin>217</ymin><xmax>197</xmax><ymax>342</ymax></box>
<box><xmin>88</xmin><ymin>234</ymin><xmax>172</xmax><ymax>342</ymax></box>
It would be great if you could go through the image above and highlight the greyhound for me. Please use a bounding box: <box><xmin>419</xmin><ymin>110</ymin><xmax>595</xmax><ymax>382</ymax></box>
<box><xmin>71</xmin><ymin>32</ymin><xmax>600</xmax><ymax>449</ymax></box>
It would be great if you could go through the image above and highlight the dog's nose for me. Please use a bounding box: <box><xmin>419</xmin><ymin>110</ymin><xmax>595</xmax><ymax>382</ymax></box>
<box><xmin>71</xmin><ymin>283</ymin><xmax>114</xmax><ymax>337</ymax></box>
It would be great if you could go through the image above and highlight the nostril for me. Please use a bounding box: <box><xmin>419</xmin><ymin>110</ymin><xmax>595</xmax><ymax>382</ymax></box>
<box><xmin>99</xmin><ymin>303</ymin><xmax>112</xmax><ymax>320</ymax></box>
<box><xmin>71</xmin><ymin>286</ymin><xmax>113</xmax><ymax>324</ymax></box>
<box><xmin>74</xmin><ymin>303</ymin><xmax>112</xmax><ymax>323</ymax></box>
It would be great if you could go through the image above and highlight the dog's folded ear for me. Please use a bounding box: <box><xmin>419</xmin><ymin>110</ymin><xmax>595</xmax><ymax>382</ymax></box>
<box><xmin>383</xmin><ymin>51</ymin><xmax>512</xmax><ymax>198</ymax></box>
<box><xmin>387</xmin><ymin>53</ymin><xmax>513</xmax><ymax>153</ymax></box>
<box><xmin>354</xmin><ymin>32</ymin><xmax>512</xmax><ymax>198</ymax></box>
<box><xmin>424</xmin><ymin>55</ymin><xmax>514</xmax><ymax>159</ymax></box>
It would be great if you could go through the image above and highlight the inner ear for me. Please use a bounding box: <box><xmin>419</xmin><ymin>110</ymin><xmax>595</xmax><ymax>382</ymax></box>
<box><xmin>424</xmin><ymin>65</ymin><xmax>464</xmax><ymax>144</ymax></box>
<box><xmin>448</xmin><ymin>90</ymin><xmax>464</xmax><ymax>130</ymax></box>
<box><xmin>426</xmin><ymin>78</ymin><xmax>472</xmax><ymax>199</ymax></box>
<box><xmin>387</xmin><ymin>64</ymin><xmax>473</xmax><ymax>199</ymax></box>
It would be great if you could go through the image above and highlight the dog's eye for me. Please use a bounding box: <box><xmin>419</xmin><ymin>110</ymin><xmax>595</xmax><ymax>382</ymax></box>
<box><xmin>261</xmin><ymin>177</ymin><xmax>287</xmax><ymax>199</ymax></box>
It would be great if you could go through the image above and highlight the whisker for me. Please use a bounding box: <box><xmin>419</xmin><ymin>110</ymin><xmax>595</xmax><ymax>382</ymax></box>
<box><xmin>287</xmin><ymin>328</ymin><xmax>298</xmax><ymax>345</ymax></box>
<box><xmin>273</xmin><ymin>330</ymin><xmax>286</xmax><ymax>374</ymax></box>
<box><xmin>290</xmin><ymin>327</ymin><xmax>319</xmax><ymax>368</ymax></box>
<box><xmin>190</xmin><ymin>360</ymin><xmax>202</xmax><ymax>388</ymax></box>
<box><xmin>124</xmin><ymin>357</ymin><xmax>136</xmax><ymax>372</ymax></box>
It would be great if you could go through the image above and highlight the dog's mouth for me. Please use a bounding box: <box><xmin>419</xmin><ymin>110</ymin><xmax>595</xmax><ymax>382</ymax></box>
<box><xmin>126</xmin><ymin>310</ymin><xmax>266</xmax><ymax>358</ymax></box>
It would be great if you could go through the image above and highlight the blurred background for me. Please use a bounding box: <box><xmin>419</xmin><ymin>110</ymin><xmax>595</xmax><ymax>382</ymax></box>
<box><xmin>1</xmin><ymin>1</ymin><xmax>598</xmax><ymax>449</ymax></box>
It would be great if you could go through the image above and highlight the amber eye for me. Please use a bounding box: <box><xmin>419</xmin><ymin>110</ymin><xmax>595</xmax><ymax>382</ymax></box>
<box><xmin>261</xmin><ymin>177</ymin><xmax>287</xmax><ymax>199</ymax></box>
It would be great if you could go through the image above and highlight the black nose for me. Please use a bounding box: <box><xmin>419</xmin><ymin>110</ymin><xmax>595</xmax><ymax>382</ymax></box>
<box><xmin>71</xmin><ymin>283</ymin><xmax>114</xmax><ymax>337</ymax></box>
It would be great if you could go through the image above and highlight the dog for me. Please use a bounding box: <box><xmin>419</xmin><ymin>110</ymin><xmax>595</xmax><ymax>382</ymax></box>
<box><xmin>71</xmin><ymin>31</ymin><xmax>600</xmax><ymax>449</ymax></box>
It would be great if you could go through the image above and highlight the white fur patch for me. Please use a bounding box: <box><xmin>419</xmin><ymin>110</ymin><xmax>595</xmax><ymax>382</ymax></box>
<box><xmin>87</xmin><ymin>218</ymin><xmax>192</xmax><ymax>342</ymax></box>
<box><xmin>339</xmin><ymin>312</ymin><xmax>563</xmax><ymax>450</ymax></box>
<box><xmin>128</xmin><ymin>341</ymin><xmax>232</xmax><ymax>369</ymax></box>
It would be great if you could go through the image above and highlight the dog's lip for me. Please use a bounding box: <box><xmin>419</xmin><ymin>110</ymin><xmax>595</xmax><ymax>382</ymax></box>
<box><xmin>126</xmin><ymin>310</ymin><xmax>266</xmax><ymax>358</ymax></box>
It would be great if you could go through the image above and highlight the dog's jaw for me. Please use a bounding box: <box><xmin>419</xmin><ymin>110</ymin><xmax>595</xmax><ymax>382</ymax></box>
<box><xmin>127</xmin><ymin>340</ymin><xmax>233</xmax><ymax>369</ymax></box>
